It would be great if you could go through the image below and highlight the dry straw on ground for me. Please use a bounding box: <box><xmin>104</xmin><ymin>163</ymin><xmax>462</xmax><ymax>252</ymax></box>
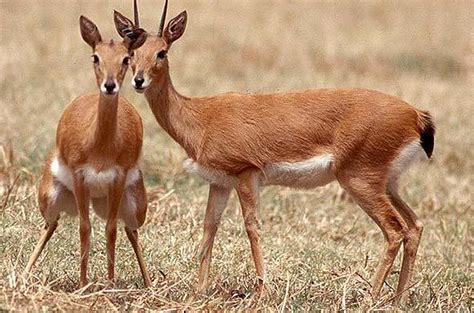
<box><xmin>0</xmin><ymin>0</ymin><xmax>472</xmax><ymax>310</ymax></box>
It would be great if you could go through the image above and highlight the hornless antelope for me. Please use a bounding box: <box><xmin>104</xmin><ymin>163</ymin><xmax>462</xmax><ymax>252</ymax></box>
<box><xmin>115</xmin><ymin>1</ymin><xmax>435</xmax><ymax>302</ymax></box>
<box><xmin>24</xmin><ymin>16</ymin><xmax>152</xmax><ymax>288</ymax></box>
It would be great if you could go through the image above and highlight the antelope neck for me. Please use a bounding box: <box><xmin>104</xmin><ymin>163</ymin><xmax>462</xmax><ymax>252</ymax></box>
<box><xmin>93</xmin><ymin>93</ymin><xmax>119</xmax><ymax>146</ymax></box>
<box><xmin>144</xmin><ymin>69</ymin><xmax>203</xmax><ymax>159</ymax></box>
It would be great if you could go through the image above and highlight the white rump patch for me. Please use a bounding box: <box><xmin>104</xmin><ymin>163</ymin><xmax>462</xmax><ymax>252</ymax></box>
<box><xmin>51</xmin><ymin>157</ymin><xmax>140</xmax><ymax>198</ymax></box>
<box><xmin>388</xmin><ymin>139</ymin><xmax>428</xmax><ymax>190</ymax></box>
<box><xmin>183</xmin><ymin>153</ymin><xmax>335</xmax><ymax>189</ymax></box>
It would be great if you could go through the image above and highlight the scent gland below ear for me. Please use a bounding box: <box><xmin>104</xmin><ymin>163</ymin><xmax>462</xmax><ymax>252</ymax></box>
<box><xmin>157</xmin><ymin>49</ymin><xmax>167</xmax><ymax>59</ymax></box>
<box><xmin>123</xmin><ymin>56</ymin><xmax>131</xmax><ymax>66</ymax></box>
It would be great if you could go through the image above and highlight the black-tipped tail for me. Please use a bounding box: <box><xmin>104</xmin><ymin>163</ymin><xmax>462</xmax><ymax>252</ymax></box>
<box><xmin>417</xmin><ymin>111</ymin><xmax>435</xmax><ymax>158</ymax></box>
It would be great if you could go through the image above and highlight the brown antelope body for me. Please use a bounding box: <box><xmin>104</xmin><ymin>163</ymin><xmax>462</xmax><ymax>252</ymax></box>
<box><xmin>115</xmin><ymin>1</ymin><xmax>435</xmax><ymax>302</ymax></box>
<box><xmin>24</xmin><ymin>16</ymin><xmax>152</xmax><ymax>288</ymax></box>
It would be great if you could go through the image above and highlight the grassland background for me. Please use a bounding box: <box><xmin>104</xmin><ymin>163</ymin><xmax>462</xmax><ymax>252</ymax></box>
<box><xmin>0</xmin><ymin>0</ymin><xmax>472</xmax><ymax>310</ymax></box>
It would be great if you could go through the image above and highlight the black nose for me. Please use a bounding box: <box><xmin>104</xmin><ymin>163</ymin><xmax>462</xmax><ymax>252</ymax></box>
<box><xmin>104</xmin><ymin>81</ymin><xmax>116</xmax><ymax>93</ymax></box>
<box><xmin>134</xmin><ymin>76</ymin><xmax>144</xmax><ymax>88</ymax></box>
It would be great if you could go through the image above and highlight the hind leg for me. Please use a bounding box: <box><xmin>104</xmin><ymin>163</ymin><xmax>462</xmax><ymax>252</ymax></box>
<box><xmin>121</xmin><ymin>171</ymin><xmax>151</xmax><ymax>287</ymax></box>
<box><xmin>24</xmin><ymin>222</ymin><xmax>58</xmax><ymax>275</ymax></box>
<box><xmin>25</xmin><ymin>173</ymin><xmax>75</xmax><ymax>276</ymax></box>
<box><xmin>124</xmin><ymin>227</ymin><xmax>152</xmax><ymax>287</ymax></box>
<box><xmin>337</xmin><ymin>174</ymin><xmax>408</xmax><ymax>300</ymax></box>
<box><xmin>387</xmin><ymin>183</ymin><xmax>423</xmax><ymax>302</ymax></box>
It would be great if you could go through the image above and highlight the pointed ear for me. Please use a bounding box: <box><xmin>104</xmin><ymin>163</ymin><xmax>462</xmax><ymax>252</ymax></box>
<box><xmin>80</xmin><ymin>15</ymin><xmax>102</xmax><ymax>48</ymax></box>
<box><xmin>124</xmin><ymin>28</ymin><xmax>147</xmax><ymax>51</ymax></box>
<box><xmin>164</xmin><ymin>11</ymin><xmax>187</xmax><ymax>44</ymax></box>
<box><xmin>114</xmin><ymin>10</ymin><xmax>134</xmax><ymax>38</ymax></box>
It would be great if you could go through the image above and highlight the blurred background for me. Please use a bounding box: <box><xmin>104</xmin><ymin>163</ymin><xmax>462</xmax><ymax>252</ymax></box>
<box><xmin>1</xmin><ymin>1</ymin><xmax>472</xmax><ymax>175</ymax></box>
<box><xmin>0</xmin><ymin>1</ymin><xmax>472</xmax><ymax>310</ymax></box>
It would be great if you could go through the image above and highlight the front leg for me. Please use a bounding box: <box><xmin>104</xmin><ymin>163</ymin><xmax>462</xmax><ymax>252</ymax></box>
<box><xmin>72</xmin><ymin>173</ymin><xmax>91</xmax><ymax>287</ymax></box>
<box><xmin>197</xmin><ymin>184</ymin><xmax>231</xmax><ymax>292</ymax></box>
<box><xmin>235</xmin><ymin>169</ymin><xmax>265</xmax><ymax>292</ymax></box>
<box><xmin>106</xmin><ymin>173</ymin><xmax>126</xmax><ymax>282</ymax></box>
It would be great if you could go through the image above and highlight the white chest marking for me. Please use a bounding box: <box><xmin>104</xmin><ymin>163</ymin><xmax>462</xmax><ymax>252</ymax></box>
<box><xmin>51</xmin><ymin>157</ymin><xmax>140</xmax><ymax>198</ymax></box>
<box><xmin>183</xmin><ymin>153</ymin><xmax>335</xmax><ymax>189</ymax></box>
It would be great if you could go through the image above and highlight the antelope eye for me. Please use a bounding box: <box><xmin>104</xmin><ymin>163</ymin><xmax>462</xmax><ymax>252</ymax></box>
<box><xmin>130</xmin><ymin>51</ymin><xmax>135</xmax><ymax>57</ymax></box>
<box><xmin>157</xmin><ymin>49</ymin><xmax>167</xmax><ymax>59</ymax></box>
<box><xmin>92</xmin><ymin>54</ymin><xmax>99</xmax><ymax>64</ymax></box>
<box><xmin>123</xmin><ymin>56</ymin><xmax>130</xmax><ymax>66</ymax></box>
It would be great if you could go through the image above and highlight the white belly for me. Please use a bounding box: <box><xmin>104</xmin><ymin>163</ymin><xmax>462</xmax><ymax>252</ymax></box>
<box><xmin>50</xmin><ymin>157</ymin><xmax>140</xmax><ymax>198</ymax></box>
<box><xmin>263</xmin><ymin>154</ymin><xmax>336</xmax><ymax>188</ymax></box>
<box><xmin>184</xmin><ymin>153</ymin><xmax>336</xmax><ymax>189</ymax></box>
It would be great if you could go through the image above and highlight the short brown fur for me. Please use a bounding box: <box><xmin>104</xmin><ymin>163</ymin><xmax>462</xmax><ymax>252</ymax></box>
<box><xmin>24</xmin><ymin>16</ymin><xmax>151</xmax><ymax>288</ymax></box>
<box><xmin>115</xmin><ymin>3</ymin><xmax>435</xmax><ymax>303</ymax></box>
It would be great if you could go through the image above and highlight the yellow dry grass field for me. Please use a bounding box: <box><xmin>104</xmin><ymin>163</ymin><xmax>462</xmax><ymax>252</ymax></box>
<box><xmin>1</xmin><ymin>0</ymin><xmax>472</xmax><ymax>310</ymax></box>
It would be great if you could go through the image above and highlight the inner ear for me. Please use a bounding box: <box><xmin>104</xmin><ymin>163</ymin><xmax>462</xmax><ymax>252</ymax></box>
<box><xmin>164</xmin><ymin>11</ymin><xmax>187</xmax><ymax>44</ymax></box>
<box><xmin>124</xmin><ymin>28</ymin><xmax>147</xmax><ymax>51</ymax></box>
<box><xmin>80</xmin><ymin>15</ymin><xmax>102</xmax><ymax>48</ymax></box>
<box><xmin>114</xmin><ymin>10</ymin><xmax>134</xmax><ymax>38</ymax></box>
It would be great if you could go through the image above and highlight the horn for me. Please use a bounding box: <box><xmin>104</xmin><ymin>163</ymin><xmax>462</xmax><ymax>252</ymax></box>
<box><xmin>158</xmin><ymin>0</ymin><xmax>168</xmax><ymax>37</ymax></box>
<box><xmin>134</xmin><ymin>0</ymin><xmax>140</xmax><ymax>26</ymax></box>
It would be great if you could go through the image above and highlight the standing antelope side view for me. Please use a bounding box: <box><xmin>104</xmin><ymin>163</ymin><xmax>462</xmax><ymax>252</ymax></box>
<box><xmin>114</xmin><ymin>1</ymin><xmax>435</xmax><ymax>302</ymax></box>
<box><xmin>24</xmin><ymin>15</ymin><xmax>152</xmax><ymax>288</ymax></box>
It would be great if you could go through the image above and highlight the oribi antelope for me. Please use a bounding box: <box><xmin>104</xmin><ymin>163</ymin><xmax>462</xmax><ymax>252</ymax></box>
<box><xmin>115</xmin><ymin>1</ymin><xmax>435</xmax><ymax>301</ymax></box>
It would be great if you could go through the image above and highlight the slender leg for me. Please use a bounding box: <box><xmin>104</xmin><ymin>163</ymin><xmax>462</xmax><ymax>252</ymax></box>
<box><xmin>73</xmin><ymin>174</ymin><xmax>91</xmax><ymax>287</ymax></box>
<box><xmin>197</xmin><ymin>184</ymin><xmax>231</xmax><ymax>292</ymax></box>
<box><xmin>23</xmin><ymin>221</ymin><xmax>58</xmax><ymax>276</ymax></box>
<box><xmin>387</xmin><ymin>188</ymin><xmax>423</xmax><ymax>303</ymax></box>
<box><xmin>106</xmin><ymin>175</ymin><xmax>126</xmax><ymax>282</ymax></box>
<box><xmin>125</xmin><ymin>227</ymin><xmax>152</xmax><ymax>287</ymax></box>
<box><xmin>235</xmin><ymin>170</ymin><xmax>265</xmax><ymax>292</ymax></box>
<box><xmin>338</xmin><ymin>177</ymin><xmax>408</xmax><ymax>300</ymax></box>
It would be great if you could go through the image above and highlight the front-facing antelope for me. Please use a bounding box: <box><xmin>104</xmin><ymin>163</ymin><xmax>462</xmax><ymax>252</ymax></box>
<box><xmin>24</xmin><ymin>16</ymin><xmax>151</xmax><ymax>288</ymax></box>
<box><xmin>115</xmin><ymin>1</ymin><xmax>435</xmax><ymax>302</ymax></box>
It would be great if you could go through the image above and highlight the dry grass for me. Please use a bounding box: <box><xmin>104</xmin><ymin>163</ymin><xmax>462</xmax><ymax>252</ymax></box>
<box><xmin>1</xmin><ymin>0</ymin><xmax>472</xmax><ymax>310</ymax></box>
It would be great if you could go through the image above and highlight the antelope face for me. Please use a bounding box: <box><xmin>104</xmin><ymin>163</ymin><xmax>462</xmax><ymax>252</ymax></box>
<box><xmin>91</xmin><ymin>42</ymin><xmax>131</xmax><ymax>96</ymax></box>
<box><xmin>129</xmin><ymin>36</ymin><xmax>168</xmax><ymax>93</ymax></box>
<box><xmin>113</xmin><ymin>9</ymin><xmax>187</xmax><ymax>93</ymax></box>
<box><xmin>80</xmin><ymin>15</ymin><xmax>146</xmax><ymax>97</ymax></box>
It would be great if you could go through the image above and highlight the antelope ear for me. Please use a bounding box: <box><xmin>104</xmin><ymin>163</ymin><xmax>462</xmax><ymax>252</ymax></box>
<box><xmin>164</xmin><ymin>11</ymin><xmax>187</xmax><ymax>44</ymax></box>
<box><xmin>80</xmin><ymin>15</ymin><xmax>102</xmax><ymax>48</ymax></box>
<box><xmin>114</xmin><ymin>10</ymin><xmax>135</xmax><ymax>38</ymax></box>
<box><xmin>124</xmin><ymin>28</ymin><xmax>147</xmax><ymax>51</ymax></box>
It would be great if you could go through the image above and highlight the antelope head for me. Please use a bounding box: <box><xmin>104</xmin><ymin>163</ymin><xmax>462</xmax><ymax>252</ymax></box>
<box><xmin>113</xmin><ymin>0</ymin><xmax>187</xmax><ymax>93</ymax></box>
<box><xmin>80</xmin><ymin>15</ymin><xmax>147</xmax><ymax>96</ymax></box>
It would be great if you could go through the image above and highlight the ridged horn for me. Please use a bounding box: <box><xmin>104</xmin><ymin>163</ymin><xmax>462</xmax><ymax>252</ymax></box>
<box><xmin>134</xmin><ymin>0</ymin><xmax>140</xmax><ymax>26</ymax></box>
<box><xmin>158</xmin><ymin>0</ymin><xmax>168</xmax><ymax>37</ymax></box>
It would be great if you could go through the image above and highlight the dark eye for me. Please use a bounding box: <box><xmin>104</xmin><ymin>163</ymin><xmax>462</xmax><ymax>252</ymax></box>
<box><xmin>130</xmin><ymin>51</ymin><xmax>135</xmax><ymax>57</ymax></box>
<box><xmin>123</xmin><ymin>56</ymin><xmax>130</xmax><ymax>66</ymax></box>
<box><xmin>157</xmin><ymin>49</ymin><xmax>167</xmax><ymax>59</ymax></box>
<box><xmin>92</xmin><ymin>54</ymin><xmax>99</xmax><ymax>64</ymax></box>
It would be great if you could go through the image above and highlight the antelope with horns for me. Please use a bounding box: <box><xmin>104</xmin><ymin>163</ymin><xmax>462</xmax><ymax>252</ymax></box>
<box><xmin>24</xmin><ymin>16</ymin><xmax>152</xmax><ymax>288</ymax></box>
<box><xmin>114</xmin><ymin>1</ymin><xmax>435</xmax><ymax>302</ymax></box>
